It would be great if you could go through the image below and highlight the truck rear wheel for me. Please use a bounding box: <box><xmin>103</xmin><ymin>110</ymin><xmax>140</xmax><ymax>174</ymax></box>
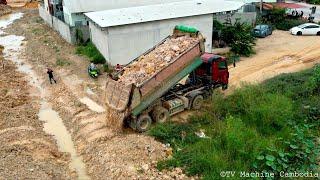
<box><xmin>192</xmin><ymin>95</ymin><xmax>203</xmax><ymax>110</ymax></box>
<box><xmin>152</xmin><ymin>107</ymin><xmax>169</xmax><ymax>123</ymax></box>
<box><xmin>136</xmin><ymin>114</ymin><xmax>152</xmax><ymax>132</ymax></box>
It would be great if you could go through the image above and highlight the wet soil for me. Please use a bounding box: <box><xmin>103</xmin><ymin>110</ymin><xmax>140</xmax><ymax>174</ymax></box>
<box><xmin>4</xmin><ymin>9</ymin><xmax>185</xmax><ymax>179</ymax></box>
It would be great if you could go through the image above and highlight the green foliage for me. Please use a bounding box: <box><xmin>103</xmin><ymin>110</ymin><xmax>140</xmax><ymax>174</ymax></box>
<box><xmin>307</xmin><ymin>0</ymin><xmax>320</xmax><ymax>4</ymax></box>
<box><xmin>221</xmin><ymin>20</ymin><xmax>256</xmax><ymax>57</ymax></box>
<box><xmin>76</xmin><ymin>42</ymin><xmax>106</xmax><ymax>64</ymax></box>
<box><xmin>75</xmin><ymin>28</ymin><xmax>85</xmax><ymax>45</ymax></box>
<box><xmin>150</xmin><ymin>65</ymin><xmax>320</xmax><ymax>178</ymax></box>
<box><xmin>212</xmin><ymin>19</ymin><xmax>223</xmax><ymax>30</ymax></box>
<box><xmin>103</xmin><ymin>64</ymin><xmax>111</xmax><ymax>73</ymax></box>
<box><xmin>255</xmin><ymin>125</ymin><xmax>320</xmax><ymax>175</ymax></box>
<box><xmin>56</xmin><ymin>58</ymin><xmax>71</xmax><ymax>66</ymax></box>
<box><xmin>262</xmin><ymin>8</ymin><xmax>308</xmax><ymax>30</ymax></box>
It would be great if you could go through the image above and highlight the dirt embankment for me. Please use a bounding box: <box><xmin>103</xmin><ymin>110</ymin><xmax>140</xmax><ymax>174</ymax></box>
<box><xmin>0</xmin><ymin>51</ymin><xmax>74</xmax><ymax>178</ymax></box>
<box><xmin>5</xmin><ymin>9</ymin><xmax>188</xmax><ymax>179</ymax></box>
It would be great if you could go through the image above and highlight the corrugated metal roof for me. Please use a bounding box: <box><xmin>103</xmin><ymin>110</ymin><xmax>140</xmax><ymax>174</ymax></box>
<box><xmin>85</xmin><ymin>0</ymin><xmax>244</xmax><ymax>28</ymax></box>
<box><xmin>63</xmin><ymin>0</ymin><xmax>190</xmax><ymax>14</ymax></box>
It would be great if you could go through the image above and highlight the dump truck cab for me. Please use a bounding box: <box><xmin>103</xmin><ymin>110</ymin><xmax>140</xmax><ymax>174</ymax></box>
<box><xmin>193</xmin><ymin>53</ymin><xmax>229</xmax><ymax>89</ymax></box>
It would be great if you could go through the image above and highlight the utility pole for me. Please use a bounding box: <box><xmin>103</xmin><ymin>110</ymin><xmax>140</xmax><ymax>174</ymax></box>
<box><xmin>260</xmin><ymin>0</ymin><xmax>263</xmax><ymax>14</ymax></box>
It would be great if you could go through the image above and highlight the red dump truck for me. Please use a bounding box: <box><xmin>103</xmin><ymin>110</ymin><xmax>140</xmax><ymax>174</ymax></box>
<box><xmin>105</xmin><ymin>26</ymin><xmax>230</xmax><ymax>132</ymax></box>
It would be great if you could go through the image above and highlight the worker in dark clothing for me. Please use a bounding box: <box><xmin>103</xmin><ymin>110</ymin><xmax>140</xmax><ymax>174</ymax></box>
<box><xmin>47</xmin><ymin>68</ymin><xmax>57</xmax><ymax>84</ymax></box>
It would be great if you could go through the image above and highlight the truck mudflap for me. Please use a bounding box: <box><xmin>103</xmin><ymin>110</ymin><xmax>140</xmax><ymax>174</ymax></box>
<box><xmin>105</xmin><ymin>78</ymin><xmax>132</xmax><ymax>112</ymax></box>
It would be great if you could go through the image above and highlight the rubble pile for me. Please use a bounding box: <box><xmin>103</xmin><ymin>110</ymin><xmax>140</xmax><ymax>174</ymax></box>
<box><xmin>0</xmin><ymin>4</ymin><xmax>11</xmax><ymax>16</ymax></box>
<box><xmin>118</xmin><ymin>36</ymin><xmax>199</xmax><ymax>86</ymax></box>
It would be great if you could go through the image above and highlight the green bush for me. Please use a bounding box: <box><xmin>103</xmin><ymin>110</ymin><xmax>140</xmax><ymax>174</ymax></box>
<box><xmin>221</xmin><ymin>21</ymin><xmax>256</xmax><ymax>57</ymax></box>
<box><xmin>274</xmin><ymin>19</ymin><xmax>308</xmax><ymax>31</ymax></box>
<box><xmin>76</xmin><ymin>42</ymin><xmax>106</xmax><ymax>64</ymax></box>
<box><xmin>262</xmin><ymin>8</ymin><xmax>308</xmax><ymax>31</ymax></box>
<box><xmin>307</xmin><ymin>0</ymin><xmax>320</xmax><ymax>4</ymax></box>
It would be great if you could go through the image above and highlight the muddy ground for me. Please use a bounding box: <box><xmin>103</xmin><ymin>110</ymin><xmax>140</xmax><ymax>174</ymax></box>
<box><xmin>1</xmin><ymin>7</ymin><xmax>319</xmax><ymax>180</ymax></box>
<box><xmin>2</xmin><ymin>9</ymin><xmax>187</xmax><ymax>179</ymax></box>
<box><xmin>0</xmin><ymin>54</ymin><xmax>74</xmax><ymax>178</ymax></box>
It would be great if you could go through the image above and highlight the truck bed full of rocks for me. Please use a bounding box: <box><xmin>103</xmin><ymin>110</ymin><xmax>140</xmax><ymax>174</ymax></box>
<box><xmin>118</xmin><ymin>36</ymin><xmax>199</xmax><ymax>86</ymax></box>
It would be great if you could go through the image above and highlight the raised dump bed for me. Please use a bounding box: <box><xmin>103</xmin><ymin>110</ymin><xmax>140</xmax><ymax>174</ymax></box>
<box><xmin>105</xmin><ymin>26</ymin><xmax>205</xmax><ymax>129</ymax></box>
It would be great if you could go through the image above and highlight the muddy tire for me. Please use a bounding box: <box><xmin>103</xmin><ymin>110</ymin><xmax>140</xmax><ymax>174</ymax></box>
<box><xmin>191</xmin><ymin>95</ymin><xmax>204</xmax><ymax>110</ymax></box>
<box><xmin>136</xmin><ymin>114</ymin><xmax>152</xmax><ymax>132</ymax></box>
<box><xmin>317</xmin><ymin>32</ymin><xmax>320</xmax><ymax>36</ymax></box>
<box><xmin>297</xmin><ymin>31</ymin><xmax>302</xmax><ymax>36</ymax></box>
<box><xmin>152</xmin><ymin>107</ymin><xmax>169</xmax><ymax>123</ymax></box>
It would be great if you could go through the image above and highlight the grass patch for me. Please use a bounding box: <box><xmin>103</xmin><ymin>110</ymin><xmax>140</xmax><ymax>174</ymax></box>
<box><xmin>150</xmin><ymin>65</ymin><xmax>320</xmax><ymax>178</ymax></box>
<box><xmin>76</xmin><ymin>42</ymin><xmax>106</xmax><ymax>64</ymax></box>
<box><xmin>56</xmin><ymin>58</ymin><xmax>71</xmax><ymax>67</ymax></box>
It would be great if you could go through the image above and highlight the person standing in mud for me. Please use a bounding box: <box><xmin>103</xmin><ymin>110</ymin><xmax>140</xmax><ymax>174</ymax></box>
<box><xmin>47</xmin><ymin>68</ymin><xmax>57</xmax><ymax>84</ymax></box>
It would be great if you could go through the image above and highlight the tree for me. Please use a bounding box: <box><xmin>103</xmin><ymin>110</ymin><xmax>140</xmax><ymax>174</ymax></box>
<box><xmin>221</xmin><ymin>20</ymin><xmax>256</xmax><ymax>57</ymax></box>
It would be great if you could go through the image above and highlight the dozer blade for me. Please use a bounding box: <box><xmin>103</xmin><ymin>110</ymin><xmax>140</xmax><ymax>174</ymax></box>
<box><xmin>105</xmin><ymin>78</ymin><xmax>132</xmax><ymax>112</ymax></box>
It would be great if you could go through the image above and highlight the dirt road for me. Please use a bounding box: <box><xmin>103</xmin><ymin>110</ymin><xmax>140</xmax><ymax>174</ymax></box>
<box><xmin>228</xmin><ymin>30</ymin><xmax>320</xmax><ymax>90</ymax></box>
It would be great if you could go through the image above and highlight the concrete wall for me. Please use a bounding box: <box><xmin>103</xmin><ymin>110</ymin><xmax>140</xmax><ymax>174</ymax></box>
<box><xmin>89</xmin><ymin>21</ymin><xmax>110</xmax><ymax>61</ymax></box>
<box><xmin>90</xmin><ymin>14</ymin><xmax>213</xmax><ymax>65</ymax></box>
<box><xmin>215</xmin><ymin>12</ymin><xmax>257</xmax><ymax>25</ymax></box>
<box><xmin>52</xmin><ymin>16</ymin><xmax>73</xmax><ymax>43</ymax></box>
<box><xmin>39</xmin><ymin>5</ymin><xmax>90</xmax><ymax>44</ymax></box>
<box><xmin>39</xmin><ymin>4</ymin><xmax>52</xmax><ymax>26</ymax></box>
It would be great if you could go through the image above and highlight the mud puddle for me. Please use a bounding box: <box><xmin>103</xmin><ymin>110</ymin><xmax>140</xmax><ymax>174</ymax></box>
<box><xmin>0</xmin><ymin>12</ymin><xmax>23</xmax><ymax>34</ymax></box>
<box><xmin>80</xmin><ymin>97</ymin><xmax>105</xmax><ymax>113</ymax></box>
<box><xmin>39</xmin><ymin>102</ymin><xmax>90</xmax><ymax>180</ymax></box>
<box><xmin>0</xmin><ymin>14</ymin><xmax>90</xmax><ymax>179</ymax></box>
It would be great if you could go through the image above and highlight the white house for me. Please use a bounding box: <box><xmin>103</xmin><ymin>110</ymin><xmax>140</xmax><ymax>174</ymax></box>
<box><xmin>85</xmin><ymin>0</ymin><xmax>244</xmax><ymax>65</ymax></box>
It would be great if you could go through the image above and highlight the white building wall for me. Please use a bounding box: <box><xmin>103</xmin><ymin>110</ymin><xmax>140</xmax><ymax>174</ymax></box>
<box><xmin>89</xmin><ymin>22</ymin><xmax>110</xmax><ymax>61</ymax></box>
<box><xmin>90</xmin><ymin>14</ymin><xmax>213</xmax><ymax>65</ymax></box>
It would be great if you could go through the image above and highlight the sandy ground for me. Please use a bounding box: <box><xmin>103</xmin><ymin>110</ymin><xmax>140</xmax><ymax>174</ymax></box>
<box><xmin>1</xmin><ymin>7</ymin><xmax>319</xmax><ymax>180</ymax></box>
<box><xmin>228</xmin><ymin>30</ymin><xmax>320</xmax><ymax>91</ymax></box>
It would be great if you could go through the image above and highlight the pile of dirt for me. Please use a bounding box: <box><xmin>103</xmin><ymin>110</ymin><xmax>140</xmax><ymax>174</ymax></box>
<box><xmin>0</xmin><ymin>4</ymin><xmax>11</xmax><ymax>16</ymax></box>
<box><xmin>118</xmin><ymin>36</ymin><xmax>199</xmax><ymax>86</ymax></box>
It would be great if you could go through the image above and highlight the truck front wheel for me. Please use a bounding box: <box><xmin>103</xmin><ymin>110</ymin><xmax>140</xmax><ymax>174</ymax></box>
<box><xmin>136</xmin><ymin>114</ymin><xmax>152</xmax><ymax>132</ymax></box>
<box><xmin>191</xmin><ymin>95</ymin><xmax>204</xmax><ymax>110</ymax></box>
<box><xmin>152</xmin><ymin>107</ymin><xmax>169</xmax><ymax>123</ymax></box>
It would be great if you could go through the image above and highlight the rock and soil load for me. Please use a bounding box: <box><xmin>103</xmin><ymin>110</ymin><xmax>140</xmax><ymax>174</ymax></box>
<box><xmin>118</xmin><ymin>36</ymin><xmax>199</xmax><ymax>86</ymax></box>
